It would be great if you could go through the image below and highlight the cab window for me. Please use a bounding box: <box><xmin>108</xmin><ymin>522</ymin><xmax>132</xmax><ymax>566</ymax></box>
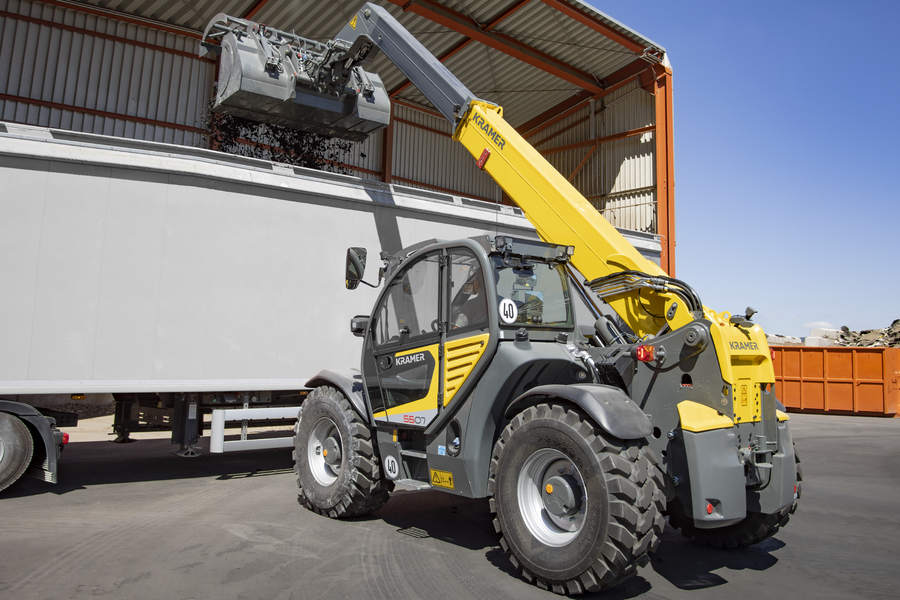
<box><xmin>374</xmin><ymin>252</ymin><xmax>441</xmax><ymax>347</ymax></box>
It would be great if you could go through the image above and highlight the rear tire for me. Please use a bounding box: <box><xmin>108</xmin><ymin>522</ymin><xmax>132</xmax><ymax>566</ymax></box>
<box><xmin>488</xmin><ymin>403</ymin><xmax>665</xmax><ymax>595</ymax></box>
<box><xmin>294</xmin><ymin>386</ymin><xmax>391</xmax><ymax>518</ymax></box>
<box><xmin>0</xmin><ymin>412</ymin><xmax>34</xmax><ymax>492</ymax></box>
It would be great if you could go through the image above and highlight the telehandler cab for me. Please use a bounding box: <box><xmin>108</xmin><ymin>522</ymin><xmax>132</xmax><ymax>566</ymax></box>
<box><xmin>201</xmin><ymin>4</ymin><xmax>800</xmax><ymax>594</ymax></box>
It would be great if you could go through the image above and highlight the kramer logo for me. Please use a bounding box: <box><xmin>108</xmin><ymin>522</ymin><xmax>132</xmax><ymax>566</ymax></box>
<box><xmin>395</xmin><ymin>352</ymin><xmax>426</xmax><ymax>366</ymax></box>
<box><xmin>729</xmin><ymin>341</ymin><xmax>760</xmax><ymax>351</ymax></box>
<box><xmin>472</xmin><ymin>114</ymin><xmax>506</xmax><ymax>150</ymax></box>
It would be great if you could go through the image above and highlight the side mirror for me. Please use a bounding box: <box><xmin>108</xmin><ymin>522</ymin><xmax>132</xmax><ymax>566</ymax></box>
<box><xmin>346</xmin><ymin>247</ymin><xmax>367</xmax><ymax>290</ymax></box>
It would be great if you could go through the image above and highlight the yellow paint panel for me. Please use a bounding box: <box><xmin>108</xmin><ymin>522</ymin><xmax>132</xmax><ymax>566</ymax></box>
<box><xmin>373</xmin><ymin>344</ymin><xmax>440</xmax><ymax>417</ymax></box>
<box><xmin>678</xmin><ymin>401</ymin><xmax>734</xmax><ymax>433</ymax></box>
<box><xmin>430</xmin><ymin>469</ymin><xmax>454</xmax><ymax>489</ymax></box>
<box><xmin>444</xmin><ymin>333</ymin><xmax>490</xmax><ymax>405</ymax></box>
<box><xmin>776</xmin><ymin>410</ymin><xmax>790</xmax><ymax>421</ymax></box>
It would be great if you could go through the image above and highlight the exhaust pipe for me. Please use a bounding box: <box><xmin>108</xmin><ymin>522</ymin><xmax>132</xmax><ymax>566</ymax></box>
<box><xmin>200</xmin><ymin>14</ymin><xmax>390</xmax><ymax>142</ymax></box>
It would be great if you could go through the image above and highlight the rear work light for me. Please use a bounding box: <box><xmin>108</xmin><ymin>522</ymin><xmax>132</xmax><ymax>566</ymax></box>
<box><xmin>634</xmin><ymin>345</ymin><xmax>655</xmax><ymax>362</ymax></box>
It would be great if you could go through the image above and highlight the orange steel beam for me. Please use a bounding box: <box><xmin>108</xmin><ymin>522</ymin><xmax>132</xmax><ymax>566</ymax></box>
<box><xmin>567</xmin><ymin>143</ymin><xmax>597</xmax><ymax>182</ymax></box>
<box><xmin>539</xmin><ymin>0</ymin><xmax>647</xmax><ymax>55</ymax></box>
<box><xmin>0</xmin><ymin>10</ymin><xmax>214</xmax><ymax>63</ymax></box>
<box><xmin>653</xmin><ymin>67</ymin><xmax>676</xmax><ymax>275</ymax></box>
<box><xmin>384</xmin><ymin>0</ymin><xmax>603</xmax><ymax>93</ymax></box>
<box><xmin>604</xmin><ymin>57</ymin><xmax>653</xmax><ymax>87</ymax></box>
<box><xmin>244</xmin><ymin>0</ymin><xmax>273</xmax><ymax>20</ymax></box>
<box><xmin>389</xmin><ymin>0</ymin><xmax>531</xmax><ymax>98</ymax></box>
<box><xmin>516</xmin><ymin>89</ymin><xmax>594</xmax><ymax>136</ymax></box>
<box><xmin>394</xmin><ymin>117</ymin><xmax>452</xmax><ymax>138</ymax></box>
<box><xmin>538</xmin><ymin>125</ymin><xmax>654</xmax><ymax>155</ymax></box>
<box><xmin>35</xmin><ymin>0</ymin><xmax>202</xmax><ymax>39</ymax></box>
<box><xmin>520</xmin><ymin>68</ymin><xmax>650</xmax><ymax>140</ymax></box>
<box><xmin>392</xmin><ymin>98</ymin><xmax>445</xmax><ymax>120</ymax></box>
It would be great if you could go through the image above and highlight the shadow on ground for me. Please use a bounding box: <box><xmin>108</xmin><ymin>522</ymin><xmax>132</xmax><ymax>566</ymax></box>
<box><xmin>3</xmin><ymin>437</ymin><xmax>295</xmax><ymax>498</ymax></box>
<box><xmin>368</xmin><ymin>488</ymin><xmax>782</xmax><ymax>597</ymax></box>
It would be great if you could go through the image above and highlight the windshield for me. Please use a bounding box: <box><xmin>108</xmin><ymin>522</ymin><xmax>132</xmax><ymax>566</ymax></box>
<box><xmin>491</xmin><ymin>256</ymin><xmax>572</xmax><ymax>328</ymax></box>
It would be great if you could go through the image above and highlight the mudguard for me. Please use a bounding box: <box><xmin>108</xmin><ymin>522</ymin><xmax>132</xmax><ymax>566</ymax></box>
<box><xmin>304</xmin><ymin>370</ymin><xmax>368</xmax><ymax>419</ymax></box>
<box><xmin>505</xmin><ymin>384</ymin><xmax>653</xmax><ymax>441</ymax></box>
<box><xmin>0</xmin><ymin>399</ymin><xmax>63</xmax><ymax>483</ymax></box>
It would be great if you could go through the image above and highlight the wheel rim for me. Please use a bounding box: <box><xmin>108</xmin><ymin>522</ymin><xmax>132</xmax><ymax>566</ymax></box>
<box><xmin>0</xmin><ymin>437</ymin><xmax>5</xmax><ymax>463</ymax></box>
<box><xmin>307</xmin><ymin>417</ymin><xmax>342</xmax><ymax>486</ymax></box>
<box><xmin>517</xmin><ymin>448</ymin><xmax>588</xmax><ymax>547</ymax></box>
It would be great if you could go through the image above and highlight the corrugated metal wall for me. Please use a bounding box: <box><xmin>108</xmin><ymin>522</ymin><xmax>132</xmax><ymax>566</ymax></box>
<box><xmin>0</xmin><ymin>0</ymin><xmax>212</xmax><ymax>146</ymax></box>
<box><xmin>533</xmin><ymin>79</ymin><xmax>657</xmax><ymax>232</ymax></box>
<box><xmin>390</xmin><ymin>103</ymin><xmax>501</xmax><ymax>202</ymax></box>
<box><xmin>0</xmin><ymin>0</ymin><xmax>661</xmax><ymax>233</ymax></box>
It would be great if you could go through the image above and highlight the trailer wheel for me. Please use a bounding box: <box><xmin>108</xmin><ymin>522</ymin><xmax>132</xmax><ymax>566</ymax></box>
<box><xmin>488</xmin><ymin>403</ymin><xmax>665</xmax><ymax>595</ymax></box>
<box><xmin>294</xmin><ymin>386</ymin><xmax>390</xmax><ymax>518</ymax></box>
<box><xmin>670</xmin><ymin>442</ymin><xmax>802</xmax><ymax>548</ymax></box>
<box><xmin>0</xmin><ymin>412</ymin><xmax>34</xmax><ymax>492</ymax></box>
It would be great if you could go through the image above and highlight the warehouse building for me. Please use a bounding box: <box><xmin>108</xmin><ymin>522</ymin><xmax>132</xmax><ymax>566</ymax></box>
<box><xmin>0</xmin><ymin>0</ymin><xmax>674</xmax><ymax>271</ymax></box>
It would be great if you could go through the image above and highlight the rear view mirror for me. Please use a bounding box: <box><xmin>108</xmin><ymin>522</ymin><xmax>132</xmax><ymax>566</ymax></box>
<box><xmin>346</xmin><ymin>247</ymin><xmax>367</xmax><ymax>290</ymax></box>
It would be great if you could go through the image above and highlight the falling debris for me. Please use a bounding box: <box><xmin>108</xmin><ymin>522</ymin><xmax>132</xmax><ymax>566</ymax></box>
<box><xmin>837</xmin><ymin>320</ymin><xmax>900</xmax><ymax>348</ymax></box>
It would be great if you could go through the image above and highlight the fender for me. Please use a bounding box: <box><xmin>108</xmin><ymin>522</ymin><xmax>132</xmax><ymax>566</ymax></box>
<box><xmin>505</xmin><ymin>384</ymin><xmax>653</xmax><ymax>441</ymax></box>
<box><xmin>0</xmin><ymin>399</ymin><xmax>63</xmax><ymax>483</ymax></box>
<box><xmin>304</xmin><ymin>369</ymin><xmax>368</xmax><ymax>419</ymax></box>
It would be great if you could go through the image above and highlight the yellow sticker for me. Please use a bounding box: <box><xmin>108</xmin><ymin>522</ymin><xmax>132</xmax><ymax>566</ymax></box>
<box><xmin>430</xmin><ymin>469</ymin><xmax>454</xmax><ymax>489</ymax></box>
<box><xmin>349</xmin><ymin>15</ymin><xmax>358</xmax><ymax>29</ymax></box>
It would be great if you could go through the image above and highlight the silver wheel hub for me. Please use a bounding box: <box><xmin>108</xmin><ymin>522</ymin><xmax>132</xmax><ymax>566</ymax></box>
<box><xmin>517</xmin><ymin>448</ymin><xmax>588</xmax><ymax>547</ymax></box>
<box><xmin>308</xmin><ymin>417</ymin><xmax>342</xmax><ymax>486</ymax></box>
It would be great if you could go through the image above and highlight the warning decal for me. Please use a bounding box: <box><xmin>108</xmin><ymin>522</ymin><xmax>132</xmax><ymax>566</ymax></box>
<box><xmin>349</xmin><ymin>15</ymin><xmax>358</xmax><ymax>29</ymax></box>
<box><xmin>430</xmin><ymin>469</ymin><xmax>454</xmax><ymax>489</ymax></box>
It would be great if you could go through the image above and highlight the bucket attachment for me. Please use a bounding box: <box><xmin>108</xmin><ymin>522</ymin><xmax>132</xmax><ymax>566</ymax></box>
<box><xmin>201</xmin><ymin>14</ymin><xmax>390</xmax><ymax>142</ymax></box>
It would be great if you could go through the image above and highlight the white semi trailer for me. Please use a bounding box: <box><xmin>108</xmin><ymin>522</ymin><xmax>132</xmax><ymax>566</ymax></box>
<box><xmin>0</xmin><ymin>121</ymin><xmax>661</xmax><ymax>490</ymax></box>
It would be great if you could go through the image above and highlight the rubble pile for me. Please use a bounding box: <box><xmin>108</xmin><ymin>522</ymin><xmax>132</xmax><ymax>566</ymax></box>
<box><xmin>838</xmin><ymin>319</ymin><xmax>900</xmax><ymax>348</ymax></box>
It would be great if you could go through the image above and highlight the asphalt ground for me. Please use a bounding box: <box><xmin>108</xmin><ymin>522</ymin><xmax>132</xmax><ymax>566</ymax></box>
<box><xmin>1</xmin><ymin>413</ymin><xmax>897</xmax><ymax>600</ymax></box>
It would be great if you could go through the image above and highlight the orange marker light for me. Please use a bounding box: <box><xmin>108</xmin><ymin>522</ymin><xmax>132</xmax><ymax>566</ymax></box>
<box><xmin>545</xmin><ymin>484</ymin><xmax>554</xmax><ymax>494</ymax></box>
<box><xmin>635</xmin><ymin>345</ymin><xmax>655</xmax><ymax>362</ymax></box>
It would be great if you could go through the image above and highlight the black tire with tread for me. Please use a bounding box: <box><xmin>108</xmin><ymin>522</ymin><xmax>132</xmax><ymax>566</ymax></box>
<box><xmin>293</xmin><ymin>386</ymin><xmax>391</xmax><ymax>518</ymax></box>
<box><xmin>488</xmin><ymin>403</ymin><xmax>665</xmax><ymax>595</ymax></box>
<box><xmin>670</xmin><ymin>442</ymin><xmax>802</xmax><ymax>548</ymax></box>
<box><xmin>0</xmin><ymin>412</ymin><xmax>34</xmax><ymax>492</ymax></box>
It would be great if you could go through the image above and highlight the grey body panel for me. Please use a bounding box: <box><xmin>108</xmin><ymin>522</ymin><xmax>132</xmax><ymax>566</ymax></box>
<box><xmin>446</xmin><ymin>341</ymin><xmax>587</xmax><ymax>498</ymax></box>
<box><xmin>747</xmin><ymin>419</ymin><xmax>797</xmax><ymax>514</ymax></box>
<box><xmin>505</xmin><ymin>383</ymin><xmax>653</xmax><ymax>440</ymax></box>
<box><xmin>680</xmin><ymin>427</ymin><xmax>747</xmax><ymax>528</ymax></box>
<box><xmin>305</xmin><ymin>369</ymin><xmax>367</xmax><ymax>418</ymax></box>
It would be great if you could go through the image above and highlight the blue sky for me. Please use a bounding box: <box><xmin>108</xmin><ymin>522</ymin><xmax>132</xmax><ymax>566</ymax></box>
<box><xmin>587</xmin><ymin>1</ymin><xmax>900</xmax><ymax>338</ymax></box>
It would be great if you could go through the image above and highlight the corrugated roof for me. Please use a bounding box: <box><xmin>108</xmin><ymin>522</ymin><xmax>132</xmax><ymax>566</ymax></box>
<box><xmin>72</xmin><ymin>0</ymin><xmax>666</xmax><ymax>128</ymax></box>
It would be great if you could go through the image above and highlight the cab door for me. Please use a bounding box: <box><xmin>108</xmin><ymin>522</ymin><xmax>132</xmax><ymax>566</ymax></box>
<box><xmin>368</xmin><ymin>250</ymin><xmax>444</xmax><ymax>428</ymax></box>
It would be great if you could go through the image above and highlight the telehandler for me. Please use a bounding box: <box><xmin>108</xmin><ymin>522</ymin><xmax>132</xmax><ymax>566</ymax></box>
<box><xmin>201</xmin><ymin>4</ymin><xmax>800</xmax><ymax>594</ymax></box>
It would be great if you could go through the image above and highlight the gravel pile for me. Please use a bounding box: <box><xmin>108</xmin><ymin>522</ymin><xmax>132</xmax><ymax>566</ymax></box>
<box><xmin>838</xmin><ymin>319</ymin><xmax>900</xmax><ymax>348</ymax></box>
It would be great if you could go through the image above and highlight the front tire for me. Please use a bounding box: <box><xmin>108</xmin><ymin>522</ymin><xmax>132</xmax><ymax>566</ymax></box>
<box><xmin>294</xmin><ymin>386</ymin><xmax>390</xmax><ymax>518</ymax></box>
<box><xmin>489</xmin><ymin>404</ymin><xmax>665</xmax><ymax>595</ymax></box>
<box><xmin>0</xmin><ymin>412</ymin><xmax>34</xmax><ymax>492</ymax></box>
